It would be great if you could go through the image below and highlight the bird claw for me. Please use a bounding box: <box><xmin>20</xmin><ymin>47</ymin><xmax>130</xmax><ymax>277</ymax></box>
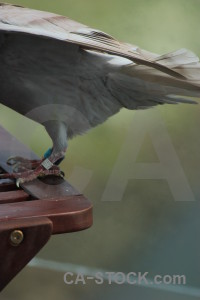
<box><xmin>60</xmin><ymin>171</ymin><xmax>65</xmax><ymax>178</ymax></box>
<box><xmin>16</xmin><ymin>178</ymin><xmax>23</xmax><ymax>188</ymax></box>
<box><xmin>7</xmin><ymin>156</ymin><xmax>42</xmax><ymax>171</ymax></box>
<box><xmin>4</xmin><ymin>153</ymin><xmax>65</xmax><ymax>185</ymax></box>
<box><xmin>15</xmin><ymin>168</ymin><xmax>65</xmax><ymax>187</ymax></box>
<box><xmin>7</xmin><ymin>156</ymin><xmax>20</xmax><ymax>166</ymax></box>
<box><xmin>12</xmin><ymin>162</ymin><xmax>28</xmax><ymax>173</ymax></box>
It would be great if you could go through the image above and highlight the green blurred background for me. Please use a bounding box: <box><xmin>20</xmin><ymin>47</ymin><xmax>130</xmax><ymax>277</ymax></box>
<box><xmin>1</xmin><ymin>0</ymin><xmax>200</xmax><ymax>299</ymax></box>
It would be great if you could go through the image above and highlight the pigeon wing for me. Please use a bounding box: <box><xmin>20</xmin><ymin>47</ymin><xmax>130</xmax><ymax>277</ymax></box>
<box><xmin>0</xmin><ymin>3</ymin><xmax>185</xmax><ymax>79</ymax></box>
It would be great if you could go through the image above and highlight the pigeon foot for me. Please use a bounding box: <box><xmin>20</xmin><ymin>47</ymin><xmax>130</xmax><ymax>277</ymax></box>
<box><xmin>7</xmin><ymin>156</ymin><xmax>43</xmax><ymax>172</ymax></box>
<box><xmin>0</xmin><ymin>159</ymin><xmax>64</xmax><ymax>187</ymax></box>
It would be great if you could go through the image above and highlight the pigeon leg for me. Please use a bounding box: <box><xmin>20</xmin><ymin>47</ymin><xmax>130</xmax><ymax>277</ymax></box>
<box><xmin>0</xmin><ymin>121</ymin><xmax>68</xmax><ymax>186</ymax></box>
<box><xmin>0</xmin><ymin>150</ymin><xmax>66</xmax><ymax>186</ymax></box>
<box><xmin>6</xmin><ymin>147</ymin><xmax>55</xmax><ymax>172</ymax></box>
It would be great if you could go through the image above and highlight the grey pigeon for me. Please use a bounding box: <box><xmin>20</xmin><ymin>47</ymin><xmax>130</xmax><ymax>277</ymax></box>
<box><xmin>0</xmin><ymin>3</ymin><xmax>200</xmax><ymax>184</ymax></box>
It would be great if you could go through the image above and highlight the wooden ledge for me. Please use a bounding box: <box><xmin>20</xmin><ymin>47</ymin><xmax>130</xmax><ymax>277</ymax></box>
<box><xmin>0</xmin><ymin>125</ymin><xmax>93</xmax><ymax>290</ymax></box>
<box><xmin>0</xmin><ymin>195</ymin><xmax>92</xmax><ymax>234</ymax></box>
<box><xmin>0</xmin><ymin>125</ymin><xmax>93</xmax><ymax>233</ymax></box>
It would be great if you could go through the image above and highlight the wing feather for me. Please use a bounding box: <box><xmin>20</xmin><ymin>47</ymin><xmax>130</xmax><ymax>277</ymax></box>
<box><xmin>0</xmin><ymin>3</ymin><xmax>185</xmax><ymax>79</ymax></box>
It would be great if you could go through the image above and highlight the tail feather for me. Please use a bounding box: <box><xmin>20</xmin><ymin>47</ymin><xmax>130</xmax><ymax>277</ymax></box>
<box><xmin>154</xmin><ymin>48</ymin><xmax>200</xmax><ymax>82</ymax></box>
<box><xmin>120</xmin><ymin>48</ymin><xmax>200</xmax><ymax>92</ymax></box>
<box><xmin>154</xmin><ymin>48</ymin><xmax>199</xmax><ymax>67</ymax></box>
<box><xmin>107</xmin><ymin>48</ymin><xmax>200</xmax><ymax>109</ymax></box>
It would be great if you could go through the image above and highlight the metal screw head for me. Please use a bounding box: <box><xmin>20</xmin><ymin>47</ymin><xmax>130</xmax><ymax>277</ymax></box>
<box><xmin>10</xmin><ymin>230</ymin><xmax>24</xmax><ymax>246</ymax></box>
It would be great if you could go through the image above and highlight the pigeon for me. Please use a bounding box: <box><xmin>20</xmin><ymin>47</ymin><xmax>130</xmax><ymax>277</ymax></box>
<box><xmin>0</xmin><ymin>3</ymin><xmax>200</xmax><ymax>185</ymax></box>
